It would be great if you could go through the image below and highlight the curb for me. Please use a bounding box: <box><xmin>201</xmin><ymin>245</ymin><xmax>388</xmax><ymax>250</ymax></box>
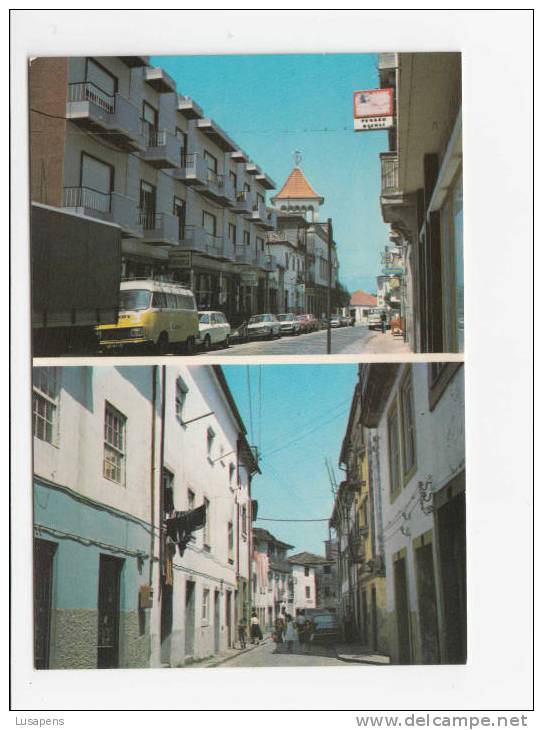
<box><xmin>203</xmin><ymin>637</ymin><xmax>270</xmax><ymax>668</ymax></box>
<box><xmin>334</xmin><ymin>648</ymin><xmax>391</xmax><ymax>666</ymax></box>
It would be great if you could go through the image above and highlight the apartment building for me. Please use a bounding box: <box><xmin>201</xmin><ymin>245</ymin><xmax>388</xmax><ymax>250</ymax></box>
<box><xmin>359</xmin><ymin>362</ymin><xmax>466</xmax><ymax>664</ymax></box>
<box><xmin>252</xmin><ymin>528</ymin><xmax>294</xmax><ymax>629</ymax></box>
<box><xmin>266</xmin><ymin>212</ymin><xmax>308</xmax><ymax>313</ymax></box>
<box><xmin>29</xmin><ymin>55</ymin><xmax>278</xmax><ymax>327</ymax></box>
<box><xmin>32</xmin><ymin>364</ymin><xmax>259</xmax><ymax>669</ymax></box>
<box><xmin>378</xmin><ymin>52</ymin><xmax>463</xmax><ymax>352</ymax></box>
<box><xmin>288</xmin><ymin>552</ymin><xmax>333</xmax><ymax>613</ymax></box>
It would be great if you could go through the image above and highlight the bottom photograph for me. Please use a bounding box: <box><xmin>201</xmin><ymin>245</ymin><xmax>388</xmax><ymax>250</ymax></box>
<box><xmin>32</xmin><ymin>362</ymin><xmax>465</xmax><ymax>669</ymax></box>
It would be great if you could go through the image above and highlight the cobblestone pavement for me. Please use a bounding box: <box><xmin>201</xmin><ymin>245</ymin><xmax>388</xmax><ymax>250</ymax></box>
<box><xmin>217</xmin><ymin>639</ymin><xmax>347</xmax><ymax>667</ymax></box>
<box><xmin>203</xmin><ymin>326</ymin><xmax>411</xmax><ymax>357</ymax></box>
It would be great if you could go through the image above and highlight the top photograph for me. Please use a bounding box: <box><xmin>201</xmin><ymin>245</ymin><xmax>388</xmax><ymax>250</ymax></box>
<box><xmin>29</xmin><ymin>52</ymin><xmax>463</xmax><ymax>358</ymax></box>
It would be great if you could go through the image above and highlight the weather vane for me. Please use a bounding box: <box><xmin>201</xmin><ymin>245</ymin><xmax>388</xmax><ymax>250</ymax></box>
<box><xmin>293</xmin><ymin>150</ymin><xmax>302</xmax><ymax>168</ymax></box>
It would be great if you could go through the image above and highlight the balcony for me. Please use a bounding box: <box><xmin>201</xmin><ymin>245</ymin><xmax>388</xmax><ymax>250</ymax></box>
<box><xmin>66</xmin><ymin>82</ymin><xmax>143</xmax><ymax>151</ymax></box>
<box><xmin>255</xmin><ymin>172</ymin><xmax>276</xmax><ymax>190</ymax></box>
<box><xmin>231</xmin><ymin>189</ymin><xmax>254</xmax><ymax>215</ymax></box>
<box><xmin>62</xmin><ymin>186</ymin><xmax>142</xmax><ymax>238</ymax></box>
<box><xmin>177</xmin><ymin>95</ymin><xmax>204</xmax><ymax>120</ymax></box>
<box><xmin>249</xmin><ymin>200</ymin><xmax>267</xmax><ymax>224</ymax></box>
<box><xmin>144</xmin><ymin>66</ymin><xmax>176</xmax><ymax>94</ymax></box>
<box><xmin>172</xmin><ymin>153</ymin><xmax>209</xmax><ymax>186</ymax></box>
<box><xmin>234</xmin><ymin>246</ymin><xmax>254</xmax><ymax>266</ymax></box>
<box><xmin>196</xmin><ymin>118</ymin><xmax>237</xmax><ymax>152</ymax></box>
<box><xmin>138</xmin><ymin>211</ymin><xmax>180</xmax><ymax>246</ymax></box>
<box><xmin>197</xmin><ymin>169</ymin><xmax>235</xmax><ymax>206</ymax></box>
<box><xmin>258</xmin><ymin>208</ymin><xmax>277</xmax><ymax>231</ymax></box>
<box><xmin>178</xmin><ymin>225</ymin><xmax>225</xmax><ymax>258</ymax></box>
<box><xmin>263</xmin><ymin>254</ymin><xmax>277</xmax><ymax>272</ymax></box>
<box><xmin>120</xmin><ymin>56</ymin><xmax>149</xmax><ymax>68</ymax></box>
<box><xmin>380</xmin><ymin>152</ymin><xmax>417</xmax><ymax>228</ymax></box>
<box><xmin>140</xmin><ymin>125</ymin><xmax>182</xmax><ymax>169</ymax></box>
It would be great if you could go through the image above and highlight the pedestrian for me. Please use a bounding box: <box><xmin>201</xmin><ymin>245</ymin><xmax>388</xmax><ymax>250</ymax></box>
<box><xmin>295</xmin><ymin>609</ymin><xmax>306</xmax><ymax>649</ymax></box>
<box><xmin>380</xmin><ymin>310</ymin><xmax>387</xmax><ymax>334</ymax></box>
<box><xmin>274</xmin><ymin>615</ymin><xmax>285</xmax><ymax>644</ymax></box>
<box><xmin>284</xmin><ymin>614</ymin><xmax>298</xmax><ymax>653</ymax></box>
<box><xmin>238</xmin><ymin>616</ymin><xmax>247</xmax><ymax>649</ymax></box>
<box><xmin>250</xmin><ymin>610</ymin><xmax>262</xmax><ymax>645</ymax></box>
<box><xmin>301</xmin><ymin>615</ymin><xmax>315</xmax><ymax>654</ymax></box>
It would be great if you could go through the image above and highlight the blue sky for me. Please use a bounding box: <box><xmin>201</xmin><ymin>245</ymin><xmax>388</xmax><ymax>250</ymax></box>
<box><xmin>152</xmin><ymin>53</ymin><xmax>390</xmax><ymax>294</ymax></box>
<box><xmin>223</xmin><ymin>364</ymin><xmax>357</xmax><ymax>556</ymax></box>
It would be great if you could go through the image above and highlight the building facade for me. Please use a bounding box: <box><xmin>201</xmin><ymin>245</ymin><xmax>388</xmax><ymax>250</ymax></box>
<box><xmin>349</xmin><ymin>289</ymin><xmax>378</xmax><ymax>325</ymax></box>
<box><xmin>378</xmin><ymin>52</ymin><xmax>463</xmax><ymax>352</ymax></box>
<box><xmin>29</xmin><ymin>55</ymin><xmax>278</xmax><ymax>327</ymax></box>
<box><xmin>32</xmin><ymin>364</ymin><xmax>259</xmax><ymax>669</ymax></box>
<box><xmin>252</xmin><ymin>528</ymin><xmax>294</xmax><ymax>629</ymax></box>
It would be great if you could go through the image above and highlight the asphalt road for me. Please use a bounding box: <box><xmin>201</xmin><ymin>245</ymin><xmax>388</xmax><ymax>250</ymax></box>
<box><xmin>203</xmin><ymin>325</ymin><xmax>384</xmax><ymax>357</ymax></box>
<box><xmin>220</xmin><ymin>638</ymin><xmax>346</xmax><ymax>667</ymax></box>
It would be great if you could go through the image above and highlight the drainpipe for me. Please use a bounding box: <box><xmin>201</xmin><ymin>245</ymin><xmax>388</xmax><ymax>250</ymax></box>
<box><xmin>158</xmin><ymin>366</ymin><xmax>167</xmax><ymax>590</ymax></box>
<box><xmin>247</xmin><ymin>474</ymin><xmax>253</xmax><ymax>621</ymax></box>
<box><xmin>149</xmin><ymin>366</ymin><xmax>158</xmax><ymax>587</ymax></box>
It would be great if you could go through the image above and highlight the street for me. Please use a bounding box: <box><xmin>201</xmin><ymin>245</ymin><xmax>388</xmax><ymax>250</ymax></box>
<box><xmin>218</xmin><ymin>639</ymin><xmax>348</xmax><ymax>668</ymax></box>
<box><xmin>204</xmin><ymin>326</ymin><xmax>410</xmax><ymax>357</ymax></box>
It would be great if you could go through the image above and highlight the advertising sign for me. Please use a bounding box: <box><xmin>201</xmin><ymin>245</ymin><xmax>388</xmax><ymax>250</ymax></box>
<box><xmin>353</xmin><ymin>88</ymin><xmax>394</xmax><ymax>131</ymax></box>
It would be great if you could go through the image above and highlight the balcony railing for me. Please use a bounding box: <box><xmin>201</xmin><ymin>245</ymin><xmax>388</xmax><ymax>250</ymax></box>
<box><xmin>179</xmin><ymin>225</ymin><xmax>225</xmax><ymax>257</ymax></box>
<box><xmin>63</xmin><ymin>187</ymin><xmax>142</xmax><ymax>237</ymax></box>
<box><xmin>138</xmin><ymin>210</ymin><xmax>180</xmax><ymax>246</ymax></box>
<box><xmin>380</xmin><ymin>152</ymin><xmax>399</xmax><ymax>195</ymax></box>
<box><xmin>140</xmin><ymin>123</ymin><xmax>182</xmax><ymax>168</ymax></box>
<box><xmin>231</xmin><ymin>189</ymin><xmax>254</xmax><ymax>214</ymax></box>
<box><xmin>234</xmin><ymin>246</ymin><xmax>254</xmax><ymax>265</ymax></box>
<box><xmin>66</xmin><ymin>82</ymin><xmax>142</xmax><ymax>150</ymax></box>
<box><xmin>173</xmin><ymin>152</ymin><xmax>209</xmax><ymax>186</ymax></box>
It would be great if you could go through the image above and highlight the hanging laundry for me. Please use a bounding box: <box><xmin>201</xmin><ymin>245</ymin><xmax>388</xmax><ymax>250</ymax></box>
<box><xmin>164</xmin><ymin>503</ymin><xmax>207</xmax><ymax>557</ymax></box>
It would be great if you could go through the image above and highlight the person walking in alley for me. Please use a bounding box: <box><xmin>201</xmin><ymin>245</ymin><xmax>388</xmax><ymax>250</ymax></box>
<box><xmin>238</xmin><ymin>616</ymin><xmax>247</xmax><ymax>649</ymax></box>
<box><xmin>250</xmin><ymin>610</ymin><xmax>263</xmax><ymax>645</ymax></box>
<box><xmin>380</xmin><ymin>310</ymin><xmax>387</xmax><ymax>334</ymax></box>
<box><xmin>285</xmin><ymin>614</ymin><xmax>298</xmax><ymax>653</ymax></box>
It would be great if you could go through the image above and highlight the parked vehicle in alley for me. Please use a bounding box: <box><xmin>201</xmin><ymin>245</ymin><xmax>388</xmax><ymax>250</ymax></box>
<box><xmin>296</xmin><ymin>313</ymin><xmax>319</xmax><ymax>333</ymax></box>
<box><xmin>308</xmin><ymin>611</ymin><xmax>339</xmax><ymax>642</ymax></box>
<box><xmin>197</xmin><ymin>311</ymin><xmax>231</xmax><ymax>350</ymax></box>
<box><xmin>247</xmin><ymin>314</ymin><xmax>281</xmax><ymax>339</ymax></box>
<box><xmin>96</xmin><ymin>279</ymin><xmax>199</xmax><ymax>354</ymax></box>
<box><xmin>329</xmin><ymin>315</ymin><xmax>342</xmax><ymax>328</ymax></box>
<box><xmin>367</xmin><ymin>308</ymin><xmax>389</xmax><ymax>331</ymax></box>
<box><xmin>277</xmin><ymin>313</ymin><xmax>301</xmax><ymax>335</ymax></box>
<box><xmin>340</xmin><ymin>314</ymin><xmax>352</xmax><ymax>327</ymax></box>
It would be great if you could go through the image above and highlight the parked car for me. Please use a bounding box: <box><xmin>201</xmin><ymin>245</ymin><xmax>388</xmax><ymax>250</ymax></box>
<box><xmin>96</xmin><ymin>279</ymin><xmax>199</xmax><ymax>354</ymax></box>
<box><xmin>247</xmin><ymin>314</ymin><xmax>281</xmax><ymax>339</ymax></box>
<box><xmin>329</xmin><ymin>315</ymin><xmax>342</xmax><ymax>328</ymax></box>
<box><xmin>368</xmin><ymin>308</ymin><xmax>389</xmax><ymax>331</ymax></box>
<box><xmin>340</xmin><ymin>314</ymin><xmax>351</xmax><ymax>327</ymax></box>
<box><xmin>277</xmin><ymin>313</ymin><xmax>301</xmax><ymax>335</ymax></box>
<box><xmin>296</xmin><ymin>313</ymin><xmax>319</xmax><ymax>333</ymax></box>
<box><xmin>197</xmin><ymin>311</ymin><xmax>231</xmax><ymax>350</ymax></box>
<box><xmin>309</xmin><ymin>611</ymin><xmax>339</xmax><ymax>642</ymax></box>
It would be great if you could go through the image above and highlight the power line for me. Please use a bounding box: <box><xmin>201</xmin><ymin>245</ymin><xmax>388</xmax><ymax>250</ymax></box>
<box><xmin>257</xmin><ymin>517</ymin><xmax>330</xmax><ymax>523</ymax></box>
<box><xmin>261</xmin><ymin>405</ymin><xmax>350</xmax><ymax>459</ymax></box>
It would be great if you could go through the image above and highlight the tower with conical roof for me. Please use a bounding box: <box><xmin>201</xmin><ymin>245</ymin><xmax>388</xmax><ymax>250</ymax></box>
<box><xmin>271</xmin><ymin>155</ymin><xmax>324</xmax><ymax>222</ymax></box>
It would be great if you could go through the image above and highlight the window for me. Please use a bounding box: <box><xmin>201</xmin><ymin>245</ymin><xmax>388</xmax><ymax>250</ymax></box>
<box><xmin>203</xmin><ymin>497</ymin><xmax>211</xmax><ymax>549</ymax></box>
<box><xmin>175</xmin><ymin>376</ymin><xmax>188</xmax><ymax>423</ymax></box>
<box><xmin>323</xmin><ymin>565</ymin><xmax>331</xmax><ymax>575</ymax></box>
<box><xmin>305</xmin><ymin>586</ymin><xmax>311</xmax><ymax>599</ymax></box>
<box><xmin>80</xmin><ymin>153</ymin><xmax>113</xmax><ymax>212</ymax></box>
<box><xmin>204</xmin><ymin>150</ymin><xmax>218</xmax><ymax>173</ymax></box>
<box><xmin>324</xmin><ymin>587</ymin><xmax>330</xmax><ymax>597</ymax></box>
<box><xmin>243</xmin><ymin>230</ymin><xmax>251</xmax><ymax>246</ymax></box>
<box><xmin>32</xmin><ymin>367</ymin><xmax>58</xmax><ymax>443</ymax></box>
<box><xmin>202</xmin><ymin>211</ymin><xmax>217</xmax><ymax>237</ymax></box>
<box><xmin>400</xmin><ymin>370</ymin><xmax>416</xmax><ymax>478</ymax></box>
<box><xmin>175</xmin><ymin>127</ymin><xmax>188</xmax><ymax>152</ymax></box>
<box><xmin>202</xmin><ymin>589</ymin><xmax>210</xmax><ymax>622</ymax></box>
<box><xmin>256</xmin><ymin>236</ymin><xmax>264</xmax><ymax>251</ymax></box>
<box><xmin>229</xmin><ymin>171</ymin><xmax>237</xmax><ymax>190</ymax></box>
<box><xmin>139</xmin><ymin>180</ymin><xmax>156</xmax><ymax>228</ymax></box>
<box><xmin>256</xmin><ymin>192</ymin><xmax>264</xmax><ymax>207</ymax></box>
<box><xmin>228</xmin><ymin>223</ymin><xmax>237</xmax><ymax>245</ymax></box>
<box><xmin>229</xmin><ymin>462</ymin><xmax>235</xmax><ymax>488</ymax></box>
<box><xmin>241</xmin><ymin>505</ymin><xmax>247</xmax><ymax>536</ymax></box>
<box><xmin>387</xmin><ymin>401</ymin><xmax>401</xmax><ymax>499</ymax></box>
<box><xmin>227</xmin><ymin>521</ymin><xmax>234</xmax><ymax>563</ymax></box>
<box><xmin>206</xmin><ymin>427</ymin><xmax>215</xmax><ymax>457</ymax></box>
<box><xmin>142</xmin><ymin>101</ymin><xmax>158</xmax><ymax>144</ymax></box>
<box><xmin>103</xmin><ymin>403</ymin><xmax>126</xmax><ymax>484</ymax></box>
<box><xmin>85</xmin><ymin>59</ymin><xmax>117</xmax><ymax>110</ymax></box>
<box><xmin>187</xmin><ymin>489</ymin><xmax>195</xmax><ymax>510</ymax></box>
<box><xmin>162</xmin><ymin>468</ymin><xmax>175</xmax><ymax>516</ymax></box>
<box><xmin>304</xmin><ymin>566</ymin><xmax>310</xmax><ymax>577</ymax></box>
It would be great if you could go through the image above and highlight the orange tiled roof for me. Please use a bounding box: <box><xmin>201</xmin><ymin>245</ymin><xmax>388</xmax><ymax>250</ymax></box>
<box><xmin>350</xmin><ymin>290</ymin><xmax>378</xmax><ymax>307</ymax></box>
<box><xmin>275</xmin><ymin>167</ymin><xmax>323</xmax><ymax>201</ymax></box>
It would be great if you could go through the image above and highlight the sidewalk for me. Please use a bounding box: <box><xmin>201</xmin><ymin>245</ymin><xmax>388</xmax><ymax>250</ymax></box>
<box><xmin>363</xmin><ymin>330</ymin><xmax>411</xmax><ymax>355</ymax></box>
<box><xmin>334</xmin><ymin>643</ymin><xmax>391</xmax><ymax>665</ymax></box>
<box><xmin>195</xmin><ymin>637</ymin><xmax>270</xmax><ymax>669</ymax></box>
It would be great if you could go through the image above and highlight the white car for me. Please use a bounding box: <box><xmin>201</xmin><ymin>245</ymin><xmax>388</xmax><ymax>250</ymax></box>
<box><xmin>198</xmin><ymin>311</ymin><xmax>231</xmax><ymax>350</ymax></box>
<box><xmin>277</xmin><ymin>313</ymin><xmax>301</xmax><ymax>335</ymax></box>
<box><xmin>247</xmin><ymin>313</ymin><xmax>281</xmax><ymax>339</ymax></box>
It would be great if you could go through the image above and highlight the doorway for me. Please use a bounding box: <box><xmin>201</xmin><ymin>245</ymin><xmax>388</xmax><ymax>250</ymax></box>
<box><xmin>361</xmin><ymin>588</ymin><xmax>369</xmax><ymax>645</ymax></box>
<box><xmin>226</xmin><ymin>591</ymin><xmax>232</xmax><ymax>648</ymax></box>
<box><xmin>214</xmin><ymin>591</ymin><xmax>221</xmax><ymax>654</ymax></box>
<box><xmin>393</xmin><ymin>555</ymin><xmax>411</xmax><ymax>664</ymax></box>
<box><xmin>97</xmin><ymin>554</ymin><xmax>123</xmax><ymax>668</ymax></box>
<box><xmin>34</xmin><ymin>539</ymin><xmax>57</xmax><ymax>669</ymax></box>
<box><xmin>184</xmin><ymin>581</ymin><xmax>195</xmax><ymax>658</ymax></box>
<box><xmin>371</xmin><ymin>585</ymin><xmax>378</xmax><ymax>650</ymax></box>
<box><xmin>160</xmin><ymin>581</ymin><xmax>173</xmax><ymax>665</ymax></box>
<box><xmin>415</xmin><ymin>542</ymin><xmax>440</xmax><ymax>663</ymax></box>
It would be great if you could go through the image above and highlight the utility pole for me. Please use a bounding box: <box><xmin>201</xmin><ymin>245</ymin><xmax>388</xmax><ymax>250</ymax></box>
<box><xmin>326</xmin><ymin>217</ymin><xmax>333</xmax><ymax>355</ymax></box>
